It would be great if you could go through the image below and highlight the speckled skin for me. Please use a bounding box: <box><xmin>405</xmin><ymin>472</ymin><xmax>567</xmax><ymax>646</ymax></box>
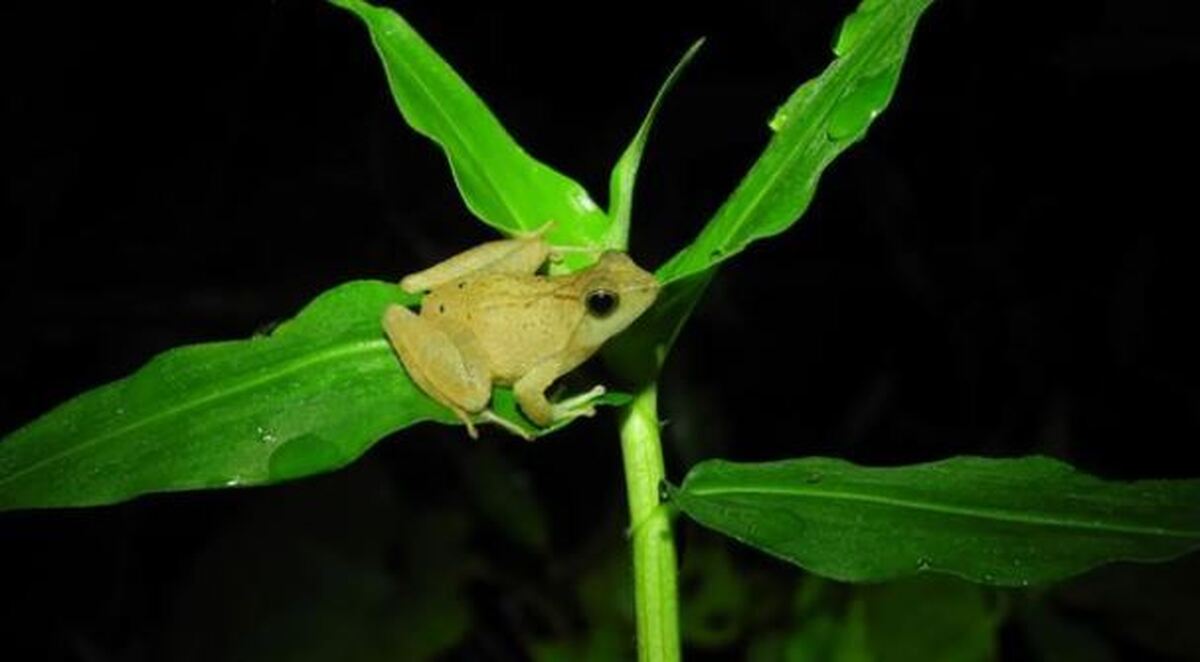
<box><xmin>382</xmin><ymin>235</ymin><xmax>658</xmax><ymax>435</ymax></box>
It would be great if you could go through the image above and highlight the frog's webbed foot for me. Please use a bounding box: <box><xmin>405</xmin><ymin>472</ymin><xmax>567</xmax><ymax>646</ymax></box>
<box><xmin>550</xmin><ymin>385</ymin><xmax>607</xmax><ymax>422</ymax></box>
<box><xmin>480</xmin><ymin>385</ymin><xmax>606</xmax><ymax>441</ymax></box>
<box><xmin>471</xmin><ymin>386</ymin><xmax>606</xmax><ymax>442</ymax></box>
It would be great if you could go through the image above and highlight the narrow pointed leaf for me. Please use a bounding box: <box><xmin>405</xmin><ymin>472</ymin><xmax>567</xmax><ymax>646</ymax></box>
<box><xmin>609</xmin><ymin>0</ymin><xmax>937</xmax><ymax>379</ymax></box>
<box><xmin>606</xmin><ymin>39</ymin><xmax>704</xmax><ymax>250</ymax></box>
<box><xmin>331</xmin><ymin>0</ymin><xmax>609</xmax><ymax>249</ymax></box>
<box><xmin>669</xmin><ymin>456</ymin><xmax>1200</xmax><ymax>587</ymax></box>
<box><xmin>657</xmin><ymin>0</ymin><xmax>935</xmax><ymax>284</ymax></box>
<box><xmin>0</xmin><ymin>282</ymin><xmax>448</xmax><ymax>509</ymax></box>
<box><xmin>0</xmin><ymin>281</ymin><xmax>622</xmax><ymax>510</ymax></box>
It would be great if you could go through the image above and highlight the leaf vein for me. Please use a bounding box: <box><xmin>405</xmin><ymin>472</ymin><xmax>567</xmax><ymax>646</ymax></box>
<box><xmin>685</xmin><ymin>485</ymin><xmax>1200</xmax><ymax>540</ymax></box>
<box><xmin>0</xmin><ymin>339</ymin><xmax>391</xmax><ymax>489</ymax></box>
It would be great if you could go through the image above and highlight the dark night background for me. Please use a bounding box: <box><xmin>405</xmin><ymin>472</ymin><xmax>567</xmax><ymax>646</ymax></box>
<box><xmin>3</xmin><ymin>0</ymin><xmax>1199</xmax><ymax>660</ymax></box>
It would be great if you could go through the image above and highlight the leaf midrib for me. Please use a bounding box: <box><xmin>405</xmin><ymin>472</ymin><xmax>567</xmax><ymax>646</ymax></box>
<box><xmin>374</xmin><ymin>15</ymin><xmax>528</xmax><ymax>231</ymax></box>
<box><xmin>662</xmin><ymin>3</ymin><xmax>912</xmax><ymax>285</ymax></box>
<box><xmin>0</xmin><ymin>338</ymin><xmax>392</xmax><ymax>489</ymax></box>
<box><xmin>684</xmin><ymin>484</ymin><xmax>1200</xmax><ymax>540</ymax></box>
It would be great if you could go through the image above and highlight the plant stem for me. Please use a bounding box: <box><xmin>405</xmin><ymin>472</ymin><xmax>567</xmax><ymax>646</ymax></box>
<box><xmin>619</xmin><ymin>383</ymin><xmax>680</xmax><ymax>662</ymax></box>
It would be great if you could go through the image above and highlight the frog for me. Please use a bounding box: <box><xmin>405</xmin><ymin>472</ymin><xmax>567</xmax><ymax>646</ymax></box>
<box><xmin>382</xmin><ymin>230</ymin><xmax>660</xmax><ymax>438</ymax></box>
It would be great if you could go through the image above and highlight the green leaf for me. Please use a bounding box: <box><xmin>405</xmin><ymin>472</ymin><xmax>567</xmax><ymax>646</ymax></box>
<box><xmin>656</xmin><ymin>0</ymin><xmax>934</xmax><ymax>284</ymax></box>
<box><xmin>608</xmin><ymin>0</ymin><xmax>937</xmax><ymax>379</ymax></box>
<box><xmin>668</xmin><ymin>456</ymin><xmax>1200</xmax><ymax>587</ymax></box>
<box><xmin>858</xmin><ymin>577</ymin><xmax>1001</xmax><ymax>662</ymax></box>
<box><xmin>0</xmin><ymin>282</ymin><xmax>447</xmax><ymax>510</ymax></box>
<box><xmin>330</xmin><ymin>0</ymin><xmax>610</xmax><ymax>251</ymax></box>
<box><xmin>490</xmin><ymin>387</ymin><xmax>632</xmax><ymax>439</ymax></box>
<box><xmin>0</xmin><ymin>281</ymin><xmax>622</xmax><ymax>511</ymax></box>
<box><xmin>167</xmin><ymin>465</ymin><xmax>473</xmax><ymax>662</ymax></box>
<box><xmin>752</xmin><ymin>576</ymin><xmax>999</xmax><ymax>662</ymax></box>
<box><xmin>679</xmin><ymin>541</ymin><xmax>749</xmax><ymax>648</ymax></box>
<box><xmin>606</xmin><ymin>39</ymin><xmax>704</xmax><ymax>250</ymax></box>
<box><xmin>782</xmin><ymin>597</ymin><xmax>871</xmax><ymax>662</ymax></box>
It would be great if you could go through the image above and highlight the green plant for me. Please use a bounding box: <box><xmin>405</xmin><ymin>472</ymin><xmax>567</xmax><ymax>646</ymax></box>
<box><xmin>2</xmin><ymin>0</ymin><xmax>1198</xmax><ymax>660</ymax></box>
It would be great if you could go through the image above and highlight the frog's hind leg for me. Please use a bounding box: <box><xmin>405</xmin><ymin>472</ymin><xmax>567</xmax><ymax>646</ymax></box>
<box><xmin>400</xmin><ymin>234</ymin><xmax>551</xmax><ymax>293</ymax></box>
<box><xmin>382</xmin><ymin>305</ymin><xmax>491</xmax><ymax>438</ymax></box>
<box><xmin>476</xmin><ymin>410</ymin><xmax>535</xmax><ymax>441</ymax></box>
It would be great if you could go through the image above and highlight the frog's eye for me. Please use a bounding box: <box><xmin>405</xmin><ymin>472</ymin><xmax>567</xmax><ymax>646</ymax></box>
<box><xmin>585</xmin><ymin>289</ymin><xmax>619</xmax><ymax>318</ymax></box>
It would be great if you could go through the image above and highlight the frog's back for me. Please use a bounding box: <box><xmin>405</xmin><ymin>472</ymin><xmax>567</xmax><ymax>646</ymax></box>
<box><xmin>423</xmin><ymin>274</ymin><xmax>582</xmax><ymax>382</ymax></box>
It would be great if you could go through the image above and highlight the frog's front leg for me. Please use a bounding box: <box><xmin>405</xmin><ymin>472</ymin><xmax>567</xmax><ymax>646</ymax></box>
<box><xmin>512</xmin><ymin>360</ymin><xmax>607</xmax><ymax>429</ymax></box>
<box><xmin>400</xmin><ymin>232</ymin><xmax>552</xmax><ymax>294</ymax></box>
<box><xmin>382</xmin><ymin>305</ymin><xmax>492</xmax><ymax>437</ymax></box>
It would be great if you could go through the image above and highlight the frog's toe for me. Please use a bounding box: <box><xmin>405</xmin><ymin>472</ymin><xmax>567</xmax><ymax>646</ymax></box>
<box><xmin>551</xmin><ymin>385</ymin><xmax>607</xmax><ymax>421</ymax></box>
<box><xmin>477</xmin><ymin>410</ymin><xmax>535</xmax><ymax>441</ymax></box>
<box><xmin>450</xmin><ymin>408</ymin><xmax>479</xmax><ymax>439</ymax></box>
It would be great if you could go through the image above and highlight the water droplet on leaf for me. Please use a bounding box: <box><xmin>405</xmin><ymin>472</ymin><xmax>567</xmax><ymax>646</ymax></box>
<box><xmin>769</xmin><ymin>108</ymin><xmax>790</xmax><ymax>132</ymax></box>
<box><xmin>268</xmin><ymin>434</ymin><xmax>342</xmax><ymax>481</ymax></box>
<box><xmin>832</xmin><ymin>9</ymin><xmax>874</xmax><ymax>57</ymax></box>
<box><xmin>826</xmin><ymin>71</ymin><xmax>897</xmax><ymax>141</ymax></box>
<box><xmin>256</xmin><ymin>425</ymin><xmax>278</xmax><ymax>445</ymax></box>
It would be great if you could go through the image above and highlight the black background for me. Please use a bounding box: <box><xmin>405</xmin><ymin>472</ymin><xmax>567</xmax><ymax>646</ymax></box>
<box><xmin>3</xmin><ymin>1</ymin><xmax>1199</xmax><ymax>659</ymax></box>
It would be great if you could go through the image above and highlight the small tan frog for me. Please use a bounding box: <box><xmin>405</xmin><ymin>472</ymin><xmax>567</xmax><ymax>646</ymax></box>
<box><xmin>382</xmin><ymin>231</ymin><xmax>659</xmax><ymax>438</ymax></box>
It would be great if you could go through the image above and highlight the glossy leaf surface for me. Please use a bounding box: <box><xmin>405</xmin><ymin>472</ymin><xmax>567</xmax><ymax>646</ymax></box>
<box><xmin>331</xmin><ymin>0</ymin><xmax>610</xmax><ymax>251</ymax></box>
<box><xmin>608</xmin><ymin>0</ymin><xmax>937</xmax><ymax>378</ymax></box>
<box><xmin>669</xmin><ymin>456</ymin><xmax>1200</xmax><ymax>586</ymax></box>
<box><xmin>606</xmin><ymin>39</ymin><xmax>704</xmax><ymax>250</ymax></box>
<box><xmin>0</xmin><ymin>281</ymin><xmax>626</xmax><ymax>510</ymax></box>
<box><xmin>2</xmin><ymin>0</ymin><xmax>658</xmax><ymax>509</ymax></box>
<box><xmin>0</xmin><ymin>282</ymin><xmax>446</xmax><ymax>509</ymax></box>
<box><xmin>656</xmin><ymin>0</ymin><xmax>934</xmax><ymax>284</ymax></box>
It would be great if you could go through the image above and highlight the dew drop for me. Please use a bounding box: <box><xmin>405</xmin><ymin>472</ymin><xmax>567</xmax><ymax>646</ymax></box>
<box><xmin>769</xmin><ymin>80</ymin><xmax>818</xmax><ymax>134</ymax></box>
<box><xmin>268</xmin><ymin>434</ymin><xmax>341</xmax><ymax>481</ymax></box>
<box><xmin>255</xmin><ymin>425</ymin><xmax>278</xmax><ymax>445</ymax></box>
<box><xmin>826</xmin><ymin>71</ymin><xmax>897</xmax><ymax>141</ymax></box>
<box><xmin>572</xmin><ymin>189</ymin><xmax>600</xmax><ymax>212</ymax></box>
<box><xmin>832</xmin><ymin>9</ymin><xmax>873</xmax><ymax>57</ymax></box>
<box><xmin>768</xmin><ymin>108</ymin><xmax>790</xmax><ymax>132</ymax></box>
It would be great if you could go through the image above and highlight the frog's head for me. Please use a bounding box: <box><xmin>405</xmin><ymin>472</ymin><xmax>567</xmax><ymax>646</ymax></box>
<box><xmin>572</xmin><ymin>251</ymin><xmax>660</xmax><ymax>349</ymax></box>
